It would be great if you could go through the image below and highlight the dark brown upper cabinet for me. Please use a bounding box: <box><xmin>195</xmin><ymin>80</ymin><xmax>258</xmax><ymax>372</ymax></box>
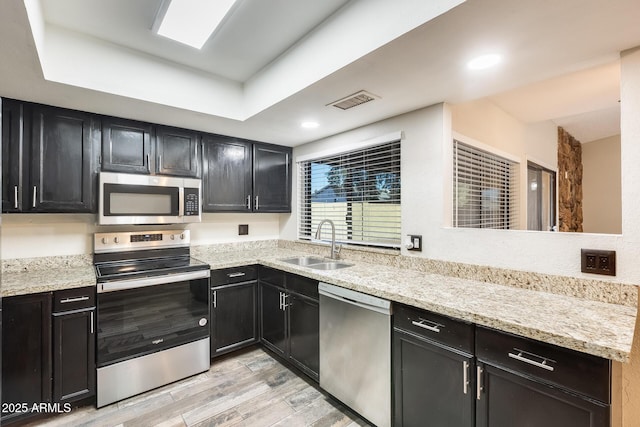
<box><xmin>101</xmin><ymin>118</ymin><xmax>200</xmax><ymax>178</ymax></box>
<box><xmin>202</xmin><ymin>135</ymin><xmax>291</xmax><ymax>213</ymax></box>
<box><xmin>156</xmin><ymin>125</ymin><xmax>200</xmax><ymax>177</ymax></box>
<box><xmin>2</xmin><ymin>99</ymin><xmax>100</xmax><ymax>213</ymax></box>
<box><xmin>101</xmin><ymin>117</ymin><xmax>153</xmax><ymax>174</ymax></box>
<box><xmin>202</xmin><ymin>135</ymin><xmax>253</xmax><ymax>211</ymax></box>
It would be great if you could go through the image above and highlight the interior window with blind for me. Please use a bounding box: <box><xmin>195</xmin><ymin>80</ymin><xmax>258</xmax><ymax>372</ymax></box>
<box><xmin>453</xmin><ymin>139</ymin><xmax>519</xmax><ymax>229</ymax></box>
<box><xmin>299</xmin><ymin>141</ymin><xmax>401</xmax><ymax>248</ymax></box>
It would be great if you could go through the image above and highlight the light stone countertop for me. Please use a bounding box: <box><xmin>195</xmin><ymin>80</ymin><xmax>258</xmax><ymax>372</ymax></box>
<box><xmin>2</xmin><ymin>247</ymin><xmax>636</xmax><ymax>363</ymax></box>
<box><xmin>193</xmin><ymin>246</ymin><xmax>637</xmax><ymax>363</ymax></box>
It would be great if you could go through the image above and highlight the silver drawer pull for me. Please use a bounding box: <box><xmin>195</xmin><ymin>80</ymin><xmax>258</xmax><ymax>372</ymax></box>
<box><xmin>508</xmin><ymin>348</ymin><xmax>555</xmax><ymax>372</ymax></box>
<box><xmin>462</xmin><ymin>360</ymin><xmax>469</xmax><ymax>395</ymax></box>
<box><xmin>228</xmin><ymin>272</ymin><xmax>246</xmax><ymax>278</ymax></box>
<box><xmin>411</xmin><ymin>319</ymin><xmax>441</xmax><ymax>333</ymax></box>
<box><xmin>152</xmin><ymin>338</ymin><xmax>164</xmax><ymax>345</ymax></box>
<box><xmin>60</xmin><ymin>296</ymin><xmax>90</xmax><ymax>304</ymax></box>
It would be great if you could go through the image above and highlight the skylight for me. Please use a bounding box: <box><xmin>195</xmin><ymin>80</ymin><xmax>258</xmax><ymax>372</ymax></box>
<box><xmin>155</xmin><ymin>0</ymin><xmax>239</xmax><ymax>49</ymax></box>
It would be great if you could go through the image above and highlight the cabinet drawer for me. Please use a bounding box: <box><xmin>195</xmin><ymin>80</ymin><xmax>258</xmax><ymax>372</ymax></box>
<box><xmin>53</xmin><ymin>287</ymin><xmax>95</xmax><ymax>312</ymax></box>
<box><xmin>393</xmin><ymin>303</ymin><xmax>474</xmax><ymax>353</ymax></box>
<box><xmin>287</xmin><ymin>274</ymin><xmax>318</xmax><ymax>299</ymax></box>
<box><xmin>258</xmin><ymin>266</ymin><xmax>286</xmax><ymax>287</ymax></box>
<box><xmin>211</xmin><ymin>265</ymin><xmax>257</xmax><ymax>286</ymax></box>
<box><xmin>476</xmin><ymin>326</ymin><xmax>611</xmax><ymax>403</ymax></box>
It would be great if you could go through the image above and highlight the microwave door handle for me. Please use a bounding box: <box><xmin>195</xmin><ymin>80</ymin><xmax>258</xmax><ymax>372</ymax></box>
<box><xmin>179</xmin><ymin>187</ymin><xmax>184</xmax><ymax>218</ymax></box>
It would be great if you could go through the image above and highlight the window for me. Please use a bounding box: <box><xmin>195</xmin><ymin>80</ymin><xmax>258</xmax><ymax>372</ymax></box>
<box><xmin>299</xmin><ymin>141</ymin><xmax>401</xmax><ymax>248</ymax></box>
<box><xmin>527</xmin><ymin>162</ymin><xmax>557</xmax><ymax>231</ymax></box>
<box><xmin>453</xmin><ymin>139</ymin><xmax>519</xmax><ymax>229</ymax></box>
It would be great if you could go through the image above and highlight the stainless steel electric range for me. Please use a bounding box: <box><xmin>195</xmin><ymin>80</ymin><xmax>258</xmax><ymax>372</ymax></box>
<box><xmin>93</xmin><ymin>230</ymin><xmax>210</xmax><ymax>407</ymax></box>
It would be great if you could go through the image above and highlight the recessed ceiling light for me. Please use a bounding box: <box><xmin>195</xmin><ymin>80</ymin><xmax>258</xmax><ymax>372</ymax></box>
<box><xmin>301</xmin><ymin>121</ymin><xmax>319</xmax><ymax>129</ymax></box>
<box><xmin>154</xmin><ymin>0</ymin><xmax>239</xmax><ymax>49</ymax></box>
<box><xmin>467</xmin><ymin>54</ymin><xmax>502</xmax><ymax>70</ymax></box>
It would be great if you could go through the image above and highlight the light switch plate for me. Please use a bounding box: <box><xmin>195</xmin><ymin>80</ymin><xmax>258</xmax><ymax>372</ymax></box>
<box><xmin>239</xmin><ymin>224</ymin><xmax>249</xmax><ymax>235</ymax></box>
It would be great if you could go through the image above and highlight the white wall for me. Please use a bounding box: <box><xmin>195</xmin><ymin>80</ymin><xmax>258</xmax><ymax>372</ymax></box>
<box><xmin>582</xmin><ymin>135</ymin><xmax>622</xmax><ymax>234</ymax></box>
<box><xmin>282</xmin><ymin>92</ymin><xmax>639</xmax><ymax>283</ymax></box>
<box><xmin>1</xmin><ymin>213</ymin><xmax>283</xmax><ymax>259</ymax></box>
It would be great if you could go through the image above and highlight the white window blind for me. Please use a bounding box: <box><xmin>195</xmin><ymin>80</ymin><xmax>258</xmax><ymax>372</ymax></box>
<box><xmin>299</xmin><ymin>141</ymin><xmax>401</xmax><ymax>248</ymax></box>
<box><xmin>453</xmin><ymin>139</ymin><xmax>519</xmax><ymax>229</ymax></box>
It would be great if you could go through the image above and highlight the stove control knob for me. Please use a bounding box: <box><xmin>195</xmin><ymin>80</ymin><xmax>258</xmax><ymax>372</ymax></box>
<box><xmin>114</xmin><ymin>237</ymin><xmax>120</xmax><ymax>244</ymax></box>
<box><xmin>180</xmin><ymin>233</ymin><xmax>185</xmax><ymax>240</ymax></box>
<box><xmin>170</xmin><ymin>234</ymin><xmax>175</xmax><ymax>240</ymax></box>
<box><xmin>101</xmin><ymin>237</ymin><xmax>109</xmax><ymax>245</ymax></box>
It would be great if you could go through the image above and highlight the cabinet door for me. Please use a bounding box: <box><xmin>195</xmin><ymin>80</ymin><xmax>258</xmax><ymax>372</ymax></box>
<box><xmin>202</xmin><ymin>135</ymin><xmax>252</xmax><ymax>212</ymax></box>
<box><xmin>30</xmin><ymin>105</ymin><xmax>99</xmax><ymax>212</ymax></box>
<box><xmin>156</xmin><ymin>125</ymin><xmax>200</xmax><ymax>177</ymax></box>
<box><xmin>253</xmin><ymin>144</ymin><xmax>291</xmax><ymax>212</ymax></box>
<box><xmin>53</xmin><ymin>309</ymin><xmax>96</xmax><ymax>403</ymax></box>
<box><xmin>211</xmin><ymin>281</ymin><xmax>258</xmax><ymax>357</ymax></box>
<box><xmin>101</xmin><ymin>117</ymin><xmax>152</xmax><ymax>174</ymax></box>
<box><xmin>1</xmin><ymin>98</ymin><xmax>26</xmax><ymax>212</ymax></box>
<box><xmin>393</xmin><ymin>330</ymin><xmax>474</xmax><ymax>427</ymax></box>
<box><xmin>288</xmin><ymin>293</ymin><xmax>319</xmax><ymax>380</ymax></box>
<box><xmin>1</xmin><ymin>293</ymin><xmax>52</xmax><ymax>422</ymax></box>
<box><xmin>476</xmin><ymin>363</ymin><xmax>609</xmax><ymax>427</ymax></box>
<box><xmin>259</xmin><ymin>281</ymin><xmax>287</xmax><ymax>356</ymax></box>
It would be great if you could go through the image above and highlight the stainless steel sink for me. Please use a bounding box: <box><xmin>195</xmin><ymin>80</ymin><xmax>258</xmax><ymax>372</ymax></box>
<box><xmin>280</xmin><ymin>256</ymin><xmax>327</xmax><ymax>266</ymax></box>
<box><xmin>307</xmin><ymin>261</ymin><xmax>353</xmax><ymax>270</ymax></box>
<box><xmin>280</xmin><ymin>256</ymin><xmax>353</xmax><ymax>270</ymax></box>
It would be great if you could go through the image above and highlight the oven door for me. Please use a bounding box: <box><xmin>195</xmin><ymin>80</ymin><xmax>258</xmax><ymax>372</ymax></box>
<box><xmin>99</xmin><ymin>172</ymin><xmax>183</xmax><ymax>225</ymax></box>
<box><xmin>96</xmin><ymin>271</ymin><xmax>210</xmax><ymax>367</ymax></box>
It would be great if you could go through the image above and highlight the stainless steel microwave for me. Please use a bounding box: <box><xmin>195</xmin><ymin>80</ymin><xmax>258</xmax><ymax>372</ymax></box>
<box><xmin>98</xmin><ymin>172</ymin><xmax>202</xmax><ymax>225</ymax></box>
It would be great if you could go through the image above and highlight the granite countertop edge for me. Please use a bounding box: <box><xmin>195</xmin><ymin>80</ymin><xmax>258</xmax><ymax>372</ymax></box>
<box><xmin>2</xmin><ymin>248</ymin><xmax>636</xmax><ymax>363</ymax></box>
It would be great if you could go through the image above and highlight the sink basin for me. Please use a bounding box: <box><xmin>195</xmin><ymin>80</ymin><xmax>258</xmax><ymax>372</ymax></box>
<box><xmin>280</xmin><ymin>257</ymin><xmax>353</xmax><ymax>270</ymax></box>
<box><xmin>307</xmin><ymin>261</ymin><xmax>353</xmax><ymax>270</ymax></box>
<box><xmin>280</xmin><ymin>256</ymin><xmax>327</xmax><ymax>266</ymax></box>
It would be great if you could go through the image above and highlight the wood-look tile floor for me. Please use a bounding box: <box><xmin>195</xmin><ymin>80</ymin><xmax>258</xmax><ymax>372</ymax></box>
<box><xmin>27</xmin><ymin>348</ymin><xmax>372</xmax><ymax>427</ymax></box>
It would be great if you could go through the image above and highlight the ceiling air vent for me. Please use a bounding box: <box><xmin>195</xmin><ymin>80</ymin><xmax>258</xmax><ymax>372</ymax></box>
<box><xmin>328</xmin><ymin>90</ymin><xmax>379</xmax><ymax>110</ymax></box>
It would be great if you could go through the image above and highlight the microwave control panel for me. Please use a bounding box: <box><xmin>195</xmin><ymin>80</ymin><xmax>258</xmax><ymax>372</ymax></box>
<box><xmin>184</xmin><ymin>188</ymin><xmax>200</xmax><ymax>216</ymax></box>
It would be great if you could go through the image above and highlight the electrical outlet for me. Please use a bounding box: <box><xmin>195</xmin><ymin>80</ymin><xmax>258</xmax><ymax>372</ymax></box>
<box><xmin>407</xmin><ymin>235</ymin><xmax>422</xmax><ymax>252</ymax></box>
<box><xmin>238</xmin><ymin>224</ymin><xmax>249</xmax><ymax>235</ymax></box>
<box><xmin>581</xmin><ymin>249</ymin><xmax>616</xmax><ymax>276</ymax></box>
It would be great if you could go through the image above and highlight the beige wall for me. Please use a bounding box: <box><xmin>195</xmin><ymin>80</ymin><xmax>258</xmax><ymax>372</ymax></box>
<box><xmin>0</xmin><ymin>213</ymin><xmax>283</xmax><ymax>259</ymax></box>
<box><xmin>450</xmin><ymin>99</ymin><xmax>558</xmax><ymax>229</ymax></box>
<box><xmin>582</xmin><ymin>135</ymin><xmax>622</xmax><ymax>234</ymax></box>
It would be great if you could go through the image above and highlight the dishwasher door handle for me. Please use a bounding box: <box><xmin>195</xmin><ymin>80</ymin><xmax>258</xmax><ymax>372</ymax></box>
<box><xmin>319</xmin><ymin>289</ymin><xmax>390</xmax><ymax>315</ymax></box>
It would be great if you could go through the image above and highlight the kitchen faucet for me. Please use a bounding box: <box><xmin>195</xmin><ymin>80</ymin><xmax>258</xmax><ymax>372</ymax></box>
<box><xmin>314</xmin><ymin>219</ymin><xmax>341</xmax><ymax>260</ymax></box>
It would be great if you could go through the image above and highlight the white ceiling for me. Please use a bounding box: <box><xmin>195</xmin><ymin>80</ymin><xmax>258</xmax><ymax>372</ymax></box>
<box><xmin>0</xmin><ymin>0</ymin><xmax>638</xmax><ymax>146</ymax></box>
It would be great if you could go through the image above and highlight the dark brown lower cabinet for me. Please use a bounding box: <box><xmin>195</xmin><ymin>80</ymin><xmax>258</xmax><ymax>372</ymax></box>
<box><xmin>475</xmin><ymin>363</ymin><xmax>609</xmax><ymax>427</ymax></box>
<box><xmin>1</xmin><ymin>293</ymin><xmax>52</xmax><ymax>424</ymax></box>
<box><xmin>393</xmin><ymin>330</ymin><xmax>475</xmax><ymax>427</ymax></box>
<box><xmin>211</xmin><ymin>281</ymin><xmax>258</xmax><ymax>357</ymax></box>
<box><xmin>288</xmin><ymin>293</ymin><xmax>319</xmax><ymax>378</ymax></box>
<box><xmin>259</xmin><ymin>280</ymin><xmax>288</xmax><ymax>357</ymax></box>
<box><xmin>52</xmin><ymin>308</ymin><xmax>96</xmax><ymax>403</ymax></box>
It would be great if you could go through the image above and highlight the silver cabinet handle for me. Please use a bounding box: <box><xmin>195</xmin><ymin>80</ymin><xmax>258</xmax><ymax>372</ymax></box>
<box><xmin>14</xmin><ymin>186</ymin><xmax>18</xmax><ymax>209</ymax></box>
<box><xmin>282</xmin><ymin>294</ymin><xmax>290</xmax><ymax>309</ymax></box>
<box><xmin>32</xmin><ymin>186</ymin><xmax>37</xmax><ymax>208</ymax></box>
<box><xmin>158</xmin><ymin>155</ymin><xmax>162</xmax><ymax>171</ymax></box>
<box><xmin>212</xmin><ymin>290</ymin><xmax>217</xmax><ymax>308</ymax></box>
<box><xmin>255</xmin><ymin>195</ymin><xmax>259</xmax><ymax>210</ymax></box>
<box><xmin>146</xmin><ymin>154</ymin><xmax>150</xmax><ymax>172</ymax></box>
<box><xmin>463</xmin><ymin>360</ymin><xmax>469</xmax><ymax>395</ymax></box>
<box><xmin>476</xmin><ymin>366</ymin><xmax>483</xmax><ymax>400</ymax></box>
<box><xmin>411</xmin><ymin>319</ymin><xmax>441</xmax><ymax>333</ymax></box>
<box><xmin>508</xmin><ymin>349</ymin><xmax>555</xmax><ymax>371</ymax></box>
<box><xmin>279</xmin><ymin>292</ymin><xmax>283</xmax><ymax>310</ymax></box>
<box><xmin>152</xmin><ymin>338</ymin><xmax>164</xmax><ymax>345</ymax></box>
<box><xmin>247</xmin><ymin>195</ymin><xmax>251</xmax><ymax>210</ymax></box>
<box><xmin>228</xmin><ymin>272</ymin><xmax>246</xmax><ymax>278</ymax></box>
<box><xmin>60</xmin><ymin>296</ymin><xmax>90</xmax><ymax>304</ymax></box>
<box><xmin>90</xmin><ymin>311</ymin><xmax>94</xmax><ymax>334</ymax></box>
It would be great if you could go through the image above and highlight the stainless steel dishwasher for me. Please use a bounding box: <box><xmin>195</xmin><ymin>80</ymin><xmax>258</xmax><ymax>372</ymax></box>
<box><xmin>319</xmin><ymin>282</ymin><xmax>392</xmax><ymax>427</ymax></box>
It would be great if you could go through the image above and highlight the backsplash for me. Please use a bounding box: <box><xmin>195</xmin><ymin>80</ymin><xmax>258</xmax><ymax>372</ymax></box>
<box><xmin>278</xmin><ymin>240</ymin><xmax>639</xmax><ymax>308</ymax></box>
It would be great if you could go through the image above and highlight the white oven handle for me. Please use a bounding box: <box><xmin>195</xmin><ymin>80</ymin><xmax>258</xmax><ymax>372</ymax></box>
<box><xmin>98</xmin><ymin>269</ymin><xmax>210</xmax><ymax>293</ymax></box>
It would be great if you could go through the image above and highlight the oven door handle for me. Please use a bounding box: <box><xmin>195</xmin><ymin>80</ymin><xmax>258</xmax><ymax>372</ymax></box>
<box><xmin>97</xmin><ymin>270</ymin><xmax>210</xmax><ymax>293</ymax></box>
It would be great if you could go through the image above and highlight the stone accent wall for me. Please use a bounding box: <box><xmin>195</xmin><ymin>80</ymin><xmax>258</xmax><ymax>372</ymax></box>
<box><xmin>558</xmin><ymin>127</ymin><xmax>583</xmax><ymax>232</ymax></box>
